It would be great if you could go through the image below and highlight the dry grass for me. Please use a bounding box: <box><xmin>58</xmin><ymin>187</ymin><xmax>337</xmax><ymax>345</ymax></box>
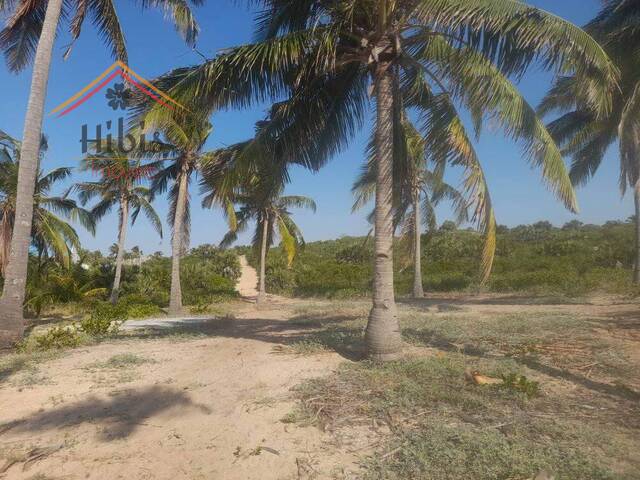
<box><xmin>283</xmin><ymin>305</ymin><xmax>640</xmax><ymax>479</ymax></box>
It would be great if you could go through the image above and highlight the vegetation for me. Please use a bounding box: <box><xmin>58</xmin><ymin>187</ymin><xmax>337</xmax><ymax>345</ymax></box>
<box><xmin>0</xmin><ymin>2</ymin><xmax>639</xmax><ymax>478</ymax></box>
<box><xmin>247</xmin><ymin>219</ymin><xmax>640</xmax><ymax>298</ymax></box>
<box><xmin>135</xmin><ymin>0</ymin><xmax>616</xmax><ymax>360</ymax></box>
<box><xmin>145</xmin><ymin>113</ymin><xmax>217</xmax><ymax>316</ymax></box>
<box><xmin>0</xmin><ymin>0</ymin><xmax>203</xmax><ymax>347</ymax></box>
<box><xmin>0</xmin><ymin>130</ymin><xmax>94</xmax><ymax>275</ymax></box>
<box><xmin>13</xmin><ymin>245</ymin><xmax>239</xmax><ymax>323</ymax></box>
<box><xmin>540</xmin><ymin>0</ymin><xmax>640</xmax><ymax>284</ymax></box>
<box><xmin>353</xmin><ymin>118</ymin><xmax>468</xmax><ymax>298</ymax></box>
<box><xmin>216</xmin><ymin>165</ymin><xmax>316</xmax><ymax>303</ymax></box>
<box><xmin>76</xmin><ymin>152</ymin><xmax>163</xmax><ymax>303</ymax></box>
<box><xmin>281</xmin><ymin>302</ymin><xmax>638</xmax><ymax>479</ymax></box>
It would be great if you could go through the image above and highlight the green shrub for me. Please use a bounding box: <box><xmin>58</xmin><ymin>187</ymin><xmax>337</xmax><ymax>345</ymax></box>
<box><xmin>33</xmin><ymin>326</ymin><xmax>83</xmax><ymax>351</ymax></box>
<box><xmin>124</xmin><ymin>303</ymin><xmax>162</xmax><ymax>319</ymax></box>
<box><xmin>189</xmin><ymin>302</ymin><xmax>209</xmax><ymax>315</ymax></box>
<box><xmin>266</xmin><ymin>263</ymin><xmax>297</xmax><ymax>295</ymax></box>
<box><xmin>182</xmin><ymin>271</ymin><xmax>237</xmax><ymax>305</ymax></box>
<box><xmin>80</xmin><ymin>302</ymin><xmax>126</xmax><ymax>336</ymax></box>
<box><xmin>335</xmin><ymin>245</ymin><xmax>371</xmax><ymax>264</ymax></box>
<box><xmin>117</xmin><ymin>295</ymin><xmax>163</xmax><ymax>319</ymax></box>
<box><xmin>119</xmin><ymin>246</ymin><xmax>240</xmax><ymax>307</ymax></box>
<box><xmin>500</xmin><ymin>373</ymin><xmax>540</xmax><ymax>399</ymax></box>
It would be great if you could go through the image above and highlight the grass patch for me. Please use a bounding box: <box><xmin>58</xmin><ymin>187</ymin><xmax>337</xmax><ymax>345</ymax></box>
<box><xmin>400</xmin><ymin>311</ymin><xmax>635</xmax><ymax>384</ymax></box>
<box><xmin>83</xmin><ymin>353</ymin><xmax>153</xmax><ymax>387</ymax></box>
<box><xmin>282</xmin><ymin>304</ymin><xmax>640</xmax><ymax>479</ymax></box>
<box><xmin>85</xmin><ymin>353</ymin><xmax>153</xmax><ymax>370</ymax></box>
<box><xmin>0</xmin><ymin>350</ymin><xmax>60</xmax><ymax>385</ymax></box>
<box><xmin>365</xmin><ymin>423</ymin><xmax>618</xmax><ymax>480</ymax></box>
<box><xmin>290</xmin><ymin>356</ymin><xmax>635</xmax><ymax>479</ymax></box>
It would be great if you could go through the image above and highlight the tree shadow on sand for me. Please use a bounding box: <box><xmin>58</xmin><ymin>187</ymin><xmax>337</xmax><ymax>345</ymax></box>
<box><xmin>0</xmin><ymin>385</ymin><xmax>212</xmax><ymax>441</ymax></box>
<box><xmin>125</xmin><ymin>314</ymin><xmax>366</xmax><ymax>361</ymax></box>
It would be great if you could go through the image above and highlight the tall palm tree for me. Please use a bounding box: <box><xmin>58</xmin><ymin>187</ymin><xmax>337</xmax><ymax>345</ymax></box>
<box><xmin>134</xmin><ymin>0</ymin><xmax>616</xmax><ymax>360</ymax></box>
<box><xmin>76</xmin><ymin>152</ymin><xmax>163</xmax><ymax>303</ymax></box>
<box><xmin>539</xmin><ymin>0</ymin><xmax>640</xmax><ymax>282</ymax></box>
<box><xmin>144</xmin><ymin>113</ymin><xmax>213</xmax><ymax>316</ymax></box>
<box><xmin>353</xmin><ymin>119</ymin><xmax>467</xmax><ymax>298</ymax></box>
<box><xmin>217</xmin><ymin>176</ymin><xmax>316</xmax><ymax>303</ymax></box>
<box><xmin>0</xmin><ymin>130</ymin><xmax>94</xmax><ymax>279</ymax></box>
<box><xmin>0</xmin><ymin>0</ymin><xmax>202</xmax><ymax>346</ymax></box>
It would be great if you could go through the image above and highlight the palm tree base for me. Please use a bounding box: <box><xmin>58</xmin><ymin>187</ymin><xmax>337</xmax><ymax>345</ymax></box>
<box><xmin>0</xmin><ymin>298</ymin><xmax>24</xmax><ymax>348</ymax></box>
<box><xmin>256</xmin><ymin>292</ymin><xmax>267</xmax><ymax>305</ymax></box>
<box><xmin>109</xmin><ymin>291</ymin><xmax>120</xmax><ymax>304</ymax></box>
<box><xmin>168</xmin><ymin>305</ymin><xmax>183</xmax><ymax>317</ymax></box>
<box><xmin>412</xmin><ymin>288</ymin><xmax>425</xmax><ymax>299</ymax></box>
<box><xmin>365</xmin><ymin>305</ymin><xmax>403</xmax><ymax>362</ymax></box>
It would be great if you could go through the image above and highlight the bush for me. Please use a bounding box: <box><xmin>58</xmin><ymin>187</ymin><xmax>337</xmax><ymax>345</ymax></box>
<box><xmin>119</xmin><ymin>246</ymin><xmax>241</xmax><ymax>307</ymax></box>
<box><xmin>335</xmin><ymin>245</ymin><xmax>371</xmax><ymax>264</ymax></box>
<box><xmin>80</xmin><ymin>302</ymin><xmax>126</xmax><ymax>336</ymax></box>
<box><xmin>247</xmin><ymin>221</ymin><xmax>639</xmax><ymax>298</ymax></box>
<box><xmin>124</xmin><ymin>303</ymin><xmax>162</xmax><ymax>319</ymax></box>
<box><xmin>33</xmin><ymin>326</ymin><xmax>83</xmax><ymax>351</ymax></box>
<box><xmin>118</xmin><ymin>295</ymin><xmax>163</xmax><ymax>319</ymax></box>
<box><xmin>181</xmin><ymin>271</ymin><xmax>238</xmax><ymax>305</ymax></box>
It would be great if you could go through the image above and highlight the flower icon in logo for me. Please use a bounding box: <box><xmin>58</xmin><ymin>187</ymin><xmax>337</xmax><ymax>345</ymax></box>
<box><xmin>105</xmin><ymin>83</ymin><xmax>131</xmax><ymax>110</ymax></box>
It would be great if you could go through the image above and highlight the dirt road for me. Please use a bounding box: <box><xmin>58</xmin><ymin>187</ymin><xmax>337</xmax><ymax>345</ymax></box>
<box><xmin>236</xmin><ymin>255</ymin><xmax>259</xmax><ymax>299</ymax></box>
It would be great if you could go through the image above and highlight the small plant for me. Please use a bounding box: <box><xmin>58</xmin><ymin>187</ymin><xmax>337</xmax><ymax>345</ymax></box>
<box><xmin>125</xmin><ymin>302</ymin><xmax>162</xmax><ymax>319</ymax></box>
<box><xmin>500</xmin><ymin>373</ymin><xmax>540</xmax><ymax>399</ymax></box>
<box><xmin>79</xmin><ymin>302</ymin><xmax>126</xmax><ymax>336</ymax></box>
<box><xmin>33</xmin><ymin>326</ymin><xmax>82</xmax><ymax>351</ymax></box>
<box><xmin>189</xmin><ymin>301</ymin><xmax>210</xmax><ymax>315</ymax></box>
<box><xmin>97</xmin><ymin>353</ymin><xmax>151</xmax><ymax>369</ymax></box>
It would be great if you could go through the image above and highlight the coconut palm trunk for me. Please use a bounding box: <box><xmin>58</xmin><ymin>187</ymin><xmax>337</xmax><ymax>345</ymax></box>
<box><xmin>634</xmin><ymin>178</ymin><xmax>640</xmax><ymax>284</ymax></box>
<box><xmin>412</xmin><ymin>188</ymin><xmax>424</xmax><ymax>298</ymax></box>
<box><xmin>110</xmin><ymin>196</ymin><xmax>129</xmax><ymax>304</ymax></box>
<box><xmin>257</xmin><ymin>216</ymin><xmax>268</xmax><ymax>304</ymax></box>
<box><xmin>365</xmin><ymin>65</ymin><xmax>403</xmax><ymax>361</ymax></box>
<box><xmin>0</xmin><ymin>0</ymin><xmax>64</xmax><ymax>347</ymax></box>
<box><xmin>169</xmin><ymin>171</ymin><xmax>188</xmax><ymax>316</ymax></box>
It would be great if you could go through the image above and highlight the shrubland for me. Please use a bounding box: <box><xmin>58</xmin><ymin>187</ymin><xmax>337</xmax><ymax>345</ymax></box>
<box><xmin>245</xmin><ymin>219</ymin><xmax>639</xmax><ymax>298</ymax></box>
<box><xmin>10</xmin><ymin>244</ymin><xmax>241</xmax><ymax>322</ymax></box>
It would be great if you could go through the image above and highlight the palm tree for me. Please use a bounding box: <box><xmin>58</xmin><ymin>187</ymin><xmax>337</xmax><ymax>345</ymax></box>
<box><xmin>0</xmin><ymin>0</ymin><xmax>202</xmax><ymax>346</ymax></box>
<box><xmin>353</xmin><ymin>119</ymin><xmax>467</xmax><ymax>298</ymax></box>
<box><xmin>539</xmin><ymin>0</ymin><xmax>640</xmax><ymax>282</ymax></box>
<box><xmin>143</xmin><ymin>113</ymin><xmax>214</xmax><ymax>316</ymax></box>
<box><xmin>216</xmin><ymin>175</ymin><xmax>316</xmax><ymax>303</ymax></box>
<box><xmin>76</xmin><ymin>152</ymin><xmax>163</xmax><ymax>303</ymax></box>
<box><xmin>134</xmin><ymin>0</ymin><xmax>616</xmax><ymax>360</ymax></box>
<box><xmin>0</xmin><ymin>130</ymin><xmax>95</xmax><ymax>280</ymax></box>
<box><xmin>131</xmin><ymin>246</ymin><xmax>142</xmax><ymax>267</ymax></box>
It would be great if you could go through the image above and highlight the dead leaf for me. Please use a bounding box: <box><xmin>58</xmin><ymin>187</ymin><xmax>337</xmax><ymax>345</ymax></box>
<box><xmin>465</xmin><ymin>369</ymin><xmax>503</xmax><ymax>385</ymax></box>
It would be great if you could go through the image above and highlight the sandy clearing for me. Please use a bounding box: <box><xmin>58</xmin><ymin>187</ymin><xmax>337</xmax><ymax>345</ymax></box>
<box><xmin>0</xmin><ymin>312</ymin><xmax>355</xmax><ymax>479</ymax></box>
<box><xmin>0</xmin><ymin>260</ymin><xmax>638</xmax><ymax>479</ymax></box>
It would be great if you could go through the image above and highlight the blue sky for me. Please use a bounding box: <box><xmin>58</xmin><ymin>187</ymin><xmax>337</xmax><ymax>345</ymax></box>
<box><xmin>0</xmin><ymin>0</ymin><xmax>631</xmax><ymax>255</ymax></box>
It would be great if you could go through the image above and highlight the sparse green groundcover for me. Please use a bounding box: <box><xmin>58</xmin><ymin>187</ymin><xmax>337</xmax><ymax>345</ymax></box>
<box><xmin>84</xmin><ymin>353</ymin><xmax>153</xmax><ymax>370</ymax></box>
<box><xmin>0</xmin><ymin>350</ymin><xmax>60</xmax><ymax>385</ymax></box>
<box><xmin>282</xmin><ymin>306</ymin><xmax>639</xmax><ymax>479</ymax></box>
<box><xmin>247</xmin><ymin>221</ymin><xmax>640</xmax><ymax>298</ymax></box>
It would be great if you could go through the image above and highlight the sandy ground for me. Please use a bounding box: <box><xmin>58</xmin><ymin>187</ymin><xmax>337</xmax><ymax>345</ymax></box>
<box><xmin>0</xmin><ymin>260</ymin><xmax>638</xmax><ymax>479</ymax></box>
<box><xmin>0</xmin><ymin>260</ymin><xmax>358</xmax><ymax>480</ymax></box>
<box><xmin>236</xmin><ymin>256</ymin><xmax>259</xmax><ymax>299</ymax></box>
